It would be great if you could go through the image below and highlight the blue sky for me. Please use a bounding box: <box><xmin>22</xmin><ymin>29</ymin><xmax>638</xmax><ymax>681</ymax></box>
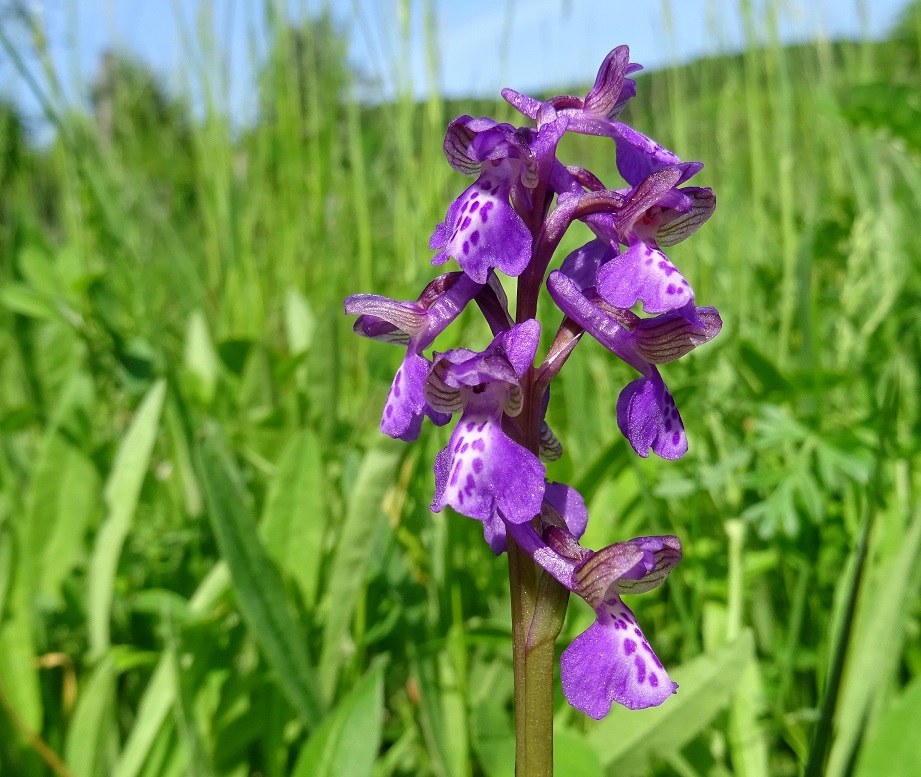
<box><xmin>4</xmin><ymin>0</ymin><xmax>909</xmax><ymax>133</ymax></box>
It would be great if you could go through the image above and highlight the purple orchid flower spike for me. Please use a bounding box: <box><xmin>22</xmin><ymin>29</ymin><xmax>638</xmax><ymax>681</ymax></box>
<box><xmin>547</xmin><ymin>269</ymin><xmax>721</xmax><ymax>458</ymax></box>
<box><xmin>430</xmin><ymin>114</ymin><xmax>567</xmax><ymax>283</ymax></box>
<box><xmin>426</xmin><ymin>320</ymin><xmax>545</xmax><ymax>553</ymax></box>
<box><xmin>347</xmin><ymin>45</ymin><xmax>722</xmax><ymax>740</ymax></box>
<box><xmin>345</xmin><ymin>273</ymin><xmax>481</xmax><ymax>441</ymax></box>
<box><xmin>561</xmin><ymin>535</ymin><xmax>682</xmax><ymax>716</ymax></box>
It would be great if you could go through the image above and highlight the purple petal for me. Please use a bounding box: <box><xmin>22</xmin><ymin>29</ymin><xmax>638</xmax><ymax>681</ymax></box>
<box><xmin>655</xmin><ymin>187</ymin><xmax>717</xmax><ymax>247</ymax></box>
<box><xmin>544</xmin><ymin>481</ymin><xmax>588</xmax><ymax>539</ymax></box>
<box><xmin>432</xmin><ymin>412</ymin><xmax>545</xmax><ymax>525</ymax></box>
<box><xmin>497</xmin><ymin>318</ymin><xmax>540</xmax><ymax>377</ymax></box>
<box><xmin>612</xmin><ymin>123</ymin><xmax>703</xmax><ymax>187</ymax></box>
<box><xmin>596</xmin><ymin>241</ymin><xmax>694</xmax><ymax>315</ymax></box>
<box><xmin>381</xmin><ymin>351</ymin><xmax>450</xmax><ymax>441</ymax></box>
<box><xmin>547</xmin><ymin>270</ymin><xmax>643</xmax><ymax>371</ymax></box>
<box><xmin>616</xmin><ymin>373</ymin><xmax>687</xmax><ymax>460</ymax></box>
<box><xmin>634</xmin><ymin>306</ymin><xmax>722</xmax><ymax>364</ymax></box>
<box><xmin>430</xmin><ymin>171</ymin><xmax>532</xmax><ymax>284</ymax></box>
<box><xmin>345</xmin><ymin>295</ymin><xmax>424</xmax><ymax>342</ymax></box>
<box><xmin>561</xmin><ymin>598</ymin><xmax>677</xmax><ymax>717</ymax></box>
<box><xmin>583</xmin><ymin>46</ymin><xmax>631</xmax><ymax>116</ymax></box>
<box><xmin>501</xmin><ymin>87</ymin><xmax>541</xmax><ymax>120</ymax></box>
<box><xmin>442</xmin><ymin>115</ymin><xmax>498</xmax><ymax>175</ymax></box>
<box><xmin>506</xmin><ymin>521</ymin><xmax>579</xmax><ymax>587</ymax></box>
<box><xmin>559</xmin><ymin>239</ymin><xmax>618</xmax><ymax>292</ymax></box>
<box><xmin>575</xmin><ymin>536</ymin><xmax>682</xmax><ymax>606</ymax></box>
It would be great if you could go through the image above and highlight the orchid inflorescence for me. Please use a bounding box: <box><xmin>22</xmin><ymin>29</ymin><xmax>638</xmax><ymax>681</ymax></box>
<box><xmin>345</xmin><ymin>46</ymin><xmax>720</xmax><ymax>718</ymax></box>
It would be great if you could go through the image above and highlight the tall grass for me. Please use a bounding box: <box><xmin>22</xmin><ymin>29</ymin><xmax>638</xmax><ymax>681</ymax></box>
<box><xmin>0</xmin><ymin>2</ymin><xmax>920</xmax><ymax>776</ymax></box>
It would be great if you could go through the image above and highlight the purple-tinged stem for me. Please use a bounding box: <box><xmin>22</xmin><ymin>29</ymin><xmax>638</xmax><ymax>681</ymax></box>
<box><xmin>507</xmin><ymin>188</ymin><xmax>571</xmax><ymax>776</ymax></box>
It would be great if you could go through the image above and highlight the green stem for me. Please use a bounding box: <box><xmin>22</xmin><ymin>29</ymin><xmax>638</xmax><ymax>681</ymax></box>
<box><xmin>509</xmin><ymin>540</ymin><xmax>561</xmax><ymax>777</ymax></box>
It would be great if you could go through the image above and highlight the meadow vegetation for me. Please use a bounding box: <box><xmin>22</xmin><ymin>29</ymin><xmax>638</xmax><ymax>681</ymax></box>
<box><xmin>0</xmin><ymin>2</ymin><xmax>920</xmax><ymax>775</ymax></box>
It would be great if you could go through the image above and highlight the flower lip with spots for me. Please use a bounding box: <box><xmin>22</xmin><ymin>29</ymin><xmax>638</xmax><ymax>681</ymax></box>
<box><xmin>427</xmin><ymin>321</ymin><xmax>546</xmax><ymax>553</ymax></box>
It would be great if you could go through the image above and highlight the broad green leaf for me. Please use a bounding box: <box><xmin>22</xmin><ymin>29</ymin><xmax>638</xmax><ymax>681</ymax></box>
<box><xmin>65</xmin><ymin>656</ymin><xmax>117</xmax><ymax>777</ymax></box>
<box><xmin>260</xmin><ymin>429</ymin><xmax>326</xmax><ymax>608</ymax></box>
<box><xmin>19</xmin><ymin>244</ymin><xmax>68</xmax><ymax>297</ymax></box>
<box><xmin>88</xmin><ymin>379</ymin><xmax>166</xmax><ymax>657</ymax></box>
<box><xmin>588</xmin><ymin>630</ymin><xmax>754</xmax><ymax>774</ymax></box>
<box><xmin>114</xmin><ymin>659</ymin><xmax>176</xmax><ymax>777</ymax></box>
<box><xmin>728</xmin><ymin>661</ymin><xmax>770</xmax><ymax>777</ymax></box>
<box><xmin>853</xmin><ymin>674</ymin><xmax>921</xmax><ymax>777</ymax></box>
<box><xmin>169</xmin><ymin>645</ymin><xmax>215</xmax><ymax>777</ymax></box>
<box><xmin>25</xmin><ymin>432</ymin><xmax>100</xmax><ymax>603</ymax></box>
<box><xmin>197</xmin><ymin>432</ymin><xmax>324</xmax><ymax>727</ymax></box>
<box><xmin>292</xmin><ymin>660</ymin><xmax>385</xmax><ymax>777</ymax></box>
<box><xmin>317</xmin><ymin>443</ymin><xmax>400</xmax><ymax>699</ymax></box>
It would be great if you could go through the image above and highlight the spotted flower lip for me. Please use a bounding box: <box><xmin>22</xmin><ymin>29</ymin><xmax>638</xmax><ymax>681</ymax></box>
<box><xmin>560</xmin><ymin>595</ymin><xmax>678</xmax><ymax>716</ymax></box>
<box><xmin>559</xmin><ymin>534</ymin><xmax>681</xmax><ymax>716</ymax></box>
<box><xmin>431</xmin><ymin>114</ymin><xmax>568</xmax><ymax>283</ymax></box>
<box><xmin>428</xmin><ymin>321</ymin><xmax>545</xmax><ymax>553</ymax></box>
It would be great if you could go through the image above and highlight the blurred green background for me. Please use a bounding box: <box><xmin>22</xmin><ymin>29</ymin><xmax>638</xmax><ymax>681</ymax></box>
<box><xmin>1</xmin><ymin>1</ymin><xmax>920</xmax><ymax>775</ymax></box>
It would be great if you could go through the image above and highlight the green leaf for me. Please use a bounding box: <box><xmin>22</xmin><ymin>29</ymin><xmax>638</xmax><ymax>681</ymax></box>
<box><xmin>260</xmin><ymin>430</ymin><xmax>326</xmax><ymax>608</ymax></box>
<box><xmin>317</xmin><ymin>443</ymin><xmax>400</xmax><ymax>699</ymax></box>
<box><xmin>471</xmin><ymin>695</ymin><xmax>514</xmax><ymax>777</ymax></box>
<box><xmin>737</xmin><ymin>340</ymin><xmax>794</xmax><ymax>398</ymax></box>
<box><xmin>25</xmin><ymin>433</ymin><xmax>100</xmax><ymax>603</ymax></box>
<box><xmin>413</xmin><ymin>640</ymin><xmax>470</xmax><ymax>777</ymax></box>
<box><xmin>588</xmin><ymin>631</ymin><xmax>755</xmax><ymax>773</ymax></box>
<box><xmin>292</xmin><ymin>660</ymin><xmax>386</xmax><ymax>777</ymax></box>
<box><xmin>88</xmin><ymin>379</ymin><xmax>166</xmax><ymax>657</ymax></box>
<box><xmin>197</xmin><ymin>431</ymin><xmax>324</xmax><ymax>727</ymax></box>
<box><xmin>65</xmin><ymin>656</ymin><xmax>117</xmax><ymax>777</ymax></box>
<box><xmin>0</xmin><ymin>283</ymin><xmax>57</xmax><ymax>319</ymax></box>
<box><xmin>728</xmin><ymin>660</ymin><xmax>770</xmax><ymax>777</ymax></box>
<box><xmin>0</xmin><ymin>545</ymin><xmax>42</xmax><ymax>734</ymax></box>
<box><xmin>854</xmin><ymin>674</ymin><xmax>921</xmax><ymax>777</ymax></box>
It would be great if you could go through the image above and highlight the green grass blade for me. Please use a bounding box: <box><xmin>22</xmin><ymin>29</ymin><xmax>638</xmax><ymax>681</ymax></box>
<box><xmin>824</xmin><ymin>504</ymin><xmax>921</xmax><ymax>777</ymax></box>
<box><xmin>87</xmin><ymin>379</ymin><xmax>167</xmax><ymax>657</ymax></box>
<box><xmin>64</xmin><ymin>656</ymin><xmax>116</xmax><ymax>777</ymax></box>
<box><xmin>197</xmin><ymin>430</ymin><xmax>325</xmax><ymax>727</ymax></box>
<box><xmin>291</xmin><ymin>659</ymin><xmax>386</xmax><ymax>777</ymax></box>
